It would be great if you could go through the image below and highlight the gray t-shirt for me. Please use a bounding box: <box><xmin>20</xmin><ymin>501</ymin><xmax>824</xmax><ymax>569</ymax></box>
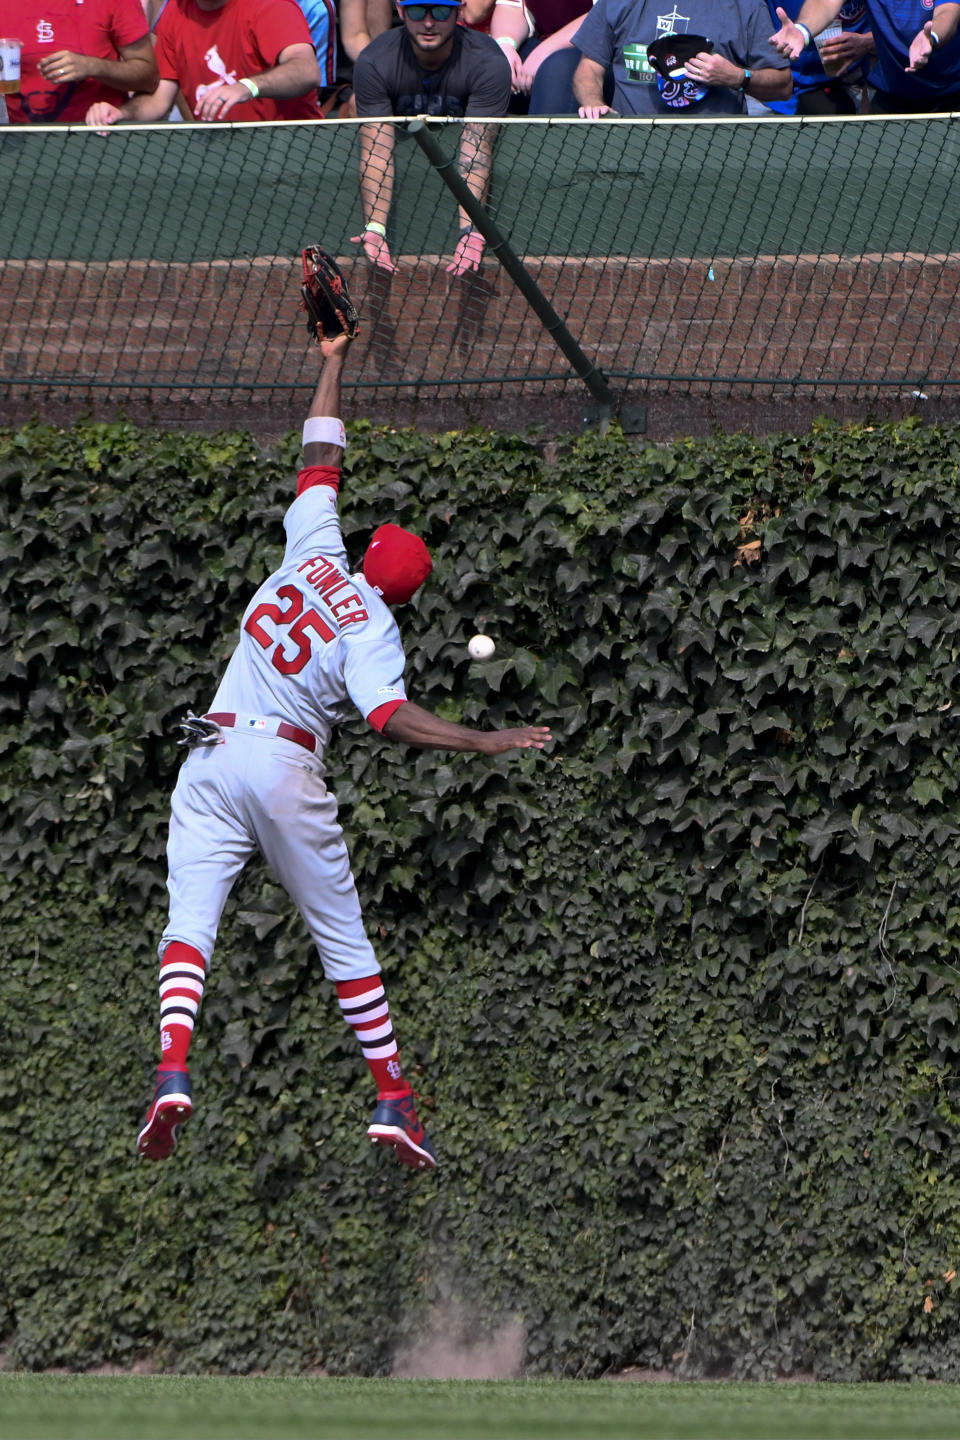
<box><xmin>573</xmin><ymin>0</ymin><xmax>789</xmax><ymax>117</ymax></box>
<box><xmin>354</xmin><ymin>26</ymin><xmax>511</xmax><ymax>117</ymax></box>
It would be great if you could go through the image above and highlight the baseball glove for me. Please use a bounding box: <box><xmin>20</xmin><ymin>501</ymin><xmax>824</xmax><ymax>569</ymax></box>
<box><xmin>300</xmin><ymin>245</ymin><xmax>360</xmax><ymax>343</ymax></box>
<box><xmin>646</xmin><ymin>33</ymin><xmax>714</xmax><ymax>78</ymax></box>
<box><xmin>176</xmin><ymin>713</ymin><xmax>224</xmax><ymax>748</ymax></box>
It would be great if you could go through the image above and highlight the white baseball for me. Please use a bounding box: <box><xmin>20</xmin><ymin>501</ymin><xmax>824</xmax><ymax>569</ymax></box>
<box><xmin>468</xmin><ymin>634</ymin><xmax>495</xmax><ymax>661</ymax></box>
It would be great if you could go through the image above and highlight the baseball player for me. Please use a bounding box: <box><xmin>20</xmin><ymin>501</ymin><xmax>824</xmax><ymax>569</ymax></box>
<box><xmin>138</xmin><ymin>329</ymin><xmax>552</xmax><ymax>1172</ymax></box>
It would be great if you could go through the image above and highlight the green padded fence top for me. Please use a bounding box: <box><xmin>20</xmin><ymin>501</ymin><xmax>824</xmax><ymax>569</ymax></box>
<box><xmin>4</xmin><ymin>115</ymin><xmax>960</xmax><ymax>411</ymax></box>
<box><xmin>3</xmin><ymin>116</ymin><xmax>960</xmax><ymax>263</ymax></box>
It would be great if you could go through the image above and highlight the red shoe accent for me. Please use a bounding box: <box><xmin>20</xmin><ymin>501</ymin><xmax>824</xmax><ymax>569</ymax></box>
<box><xmin>137</xmin><ymin>1066</ymin><xmax>193</xmax><ymax>1161</ymax></box>
<box><xmin>367</xmin><ymin>1091</ymin><xmax>437</xmax><ymax>1170</ymax></box>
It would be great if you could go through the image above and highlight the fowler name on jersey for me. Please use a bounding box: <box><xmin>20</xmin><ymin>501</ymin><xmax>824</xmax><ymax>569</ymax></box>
<box><xmin>296</xmin><ymin>556</ymin><xmax>369</xmax><ymax>627</ymax></box>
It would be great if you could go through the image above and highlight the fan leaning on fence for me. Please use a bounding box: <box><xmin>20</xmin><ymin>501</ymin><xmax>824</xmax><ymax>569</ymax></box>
<box><xmin>350</xmin><ymin>0</ymin><xmax>511</xmax><ymax>277</ymax></box>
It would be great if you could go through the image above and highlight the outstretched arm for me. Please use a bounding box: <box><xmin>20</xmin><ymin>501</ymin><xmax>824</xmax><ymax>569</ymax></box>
<box><xmin>383</xmin><ymin>700</ymin><xmax>552</xmax><ymax>754</ymax></box>
<box><xmin>446</xmin><ymin>123</ymin><xmax>497</xmax><ymax>276</ymax></box>
<box><xmin>907</xmin><ymin>4</ymin><xmax>960</xmax><ymax>69</ymax></box>
<box><xmin>769</xmin><ymin>2</ymin><xmax>845</xmax><ymax>58</ymax></box>
<box><xmin>352</xmin><ymin>122</ymin><xmax>398</xmax><ymax>271</ymax></box>
<box><xmin>302</xmin><ymin>333</ymin><xmax>353</xmax><ymax>468</ymax></box>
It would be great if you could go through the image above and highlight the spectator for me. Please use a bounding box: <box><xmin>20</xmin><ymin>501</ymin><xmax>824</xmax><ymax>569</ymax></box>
<box><xmin>771</xmin><ymin>1</ymin><xmax>960</xmax><ymax>111</ymax></box>
<box><xmin>907</xmin><ymin>2</ymin><xmax>960</xmax><ymax>74</ymax></box>
<box><xmin>352</xmin><ymin>0</ymin><xmax>510</xmax><ymax>276</ymax></box>
<box><xmin>339</xmin><ymin>0</ymin><xmax>395</xmax><ymax>59</ymax></box>
<box><xmin>459</xmin><ymin>0</ymin><xmax>497</xmax><ymax>30</ymax></box>
<box><xmin>318</xmin><ymin>0</ymin><xmax>394</xmax><ymax>118</ymax></box>
<box><xmin>573</xmin><ymin>0</ymin><xmax>792</xmax><ymax>117</ymax></box>
<box><xmin>298</xmin><ymin>0</ymin><xmax>338</xmax><ymax>89</ymax></box>
<box><xmin>85</xmin><ymin>0</ymin><xmax>322</xmax><ymax>125</ymax></box>
<box><xmin>762</xmin><ymin>0</ymin><xmax>873</xmax><ymax>113</ymax></box>
<box><xmin>488</xmin><ymin>0</ymin><xmax>598</xmax><ymax>113</ymax></box>
<box><xmin>5</xmin><ymin>0</ymin><xmax>158</xmax><ymax>123</ymax></box>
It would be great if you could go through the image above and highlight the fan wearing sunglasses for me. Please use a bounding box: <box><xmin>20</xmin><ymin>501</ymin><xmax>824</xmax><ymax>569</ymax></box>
<box><xmin>351</xmin><ymin>0</ymin><xmax>511</xmax><ymax>275</ymax></box>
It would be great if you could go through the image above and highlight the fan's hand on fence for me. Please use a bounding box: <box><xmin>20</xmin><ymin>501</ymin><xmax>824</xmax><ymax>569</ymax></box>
<box><xmin>351</xmin><ymin>230</ymin><xmax>399</xmax><ymax>272</ymax></box>
<box><xmin>907</xmin><ymin>21</ymin><xmax>937</xmax><ymax>70</ymax></box>
<box><xmin>86</xmin><ymin>101</ymin><xmax>122</xmax><ymax>132</ymax></box>
<box><xmin>578</xmin><ymin>103</ymin><xmax>614</xmax><ymax>118</ymax></box>
<box><xmin>446</xmin><ymin>229</ymin><xmax>485</xmax><ymax>275</ymax></box>
<box><xmin>770</xmin><ymin>7</ymin><xmax>807</xmax><ymax>58</ymax></box>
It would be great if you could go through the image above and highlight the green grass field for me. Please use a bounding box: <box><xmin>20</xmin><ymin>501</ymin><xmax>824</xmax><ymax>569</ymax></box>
<box><xmin>1</xmin><ymin>1376</ymin><xmax>960</xmax><ymax>1440</ymax></box>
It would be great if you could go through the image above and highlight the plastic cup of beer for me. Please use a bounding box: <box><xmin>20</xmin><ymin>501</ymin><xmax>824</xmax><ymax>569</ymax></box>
<box><xmin>0</xmin><ymin>38</ymin><xmax>21</xmax><ymax>94</ymax></box>
<box><xmin>814</xmin><ymin>23</ymin><xmax>844</xmax><ymax>77</ymax></box>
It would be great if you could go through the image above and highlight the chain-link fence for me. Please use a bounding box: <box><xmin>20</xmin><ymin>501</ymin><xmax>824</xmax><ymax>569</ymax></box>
<box><xmin>4</xmin><ymin>113</ymin><xmax>960</xmax><ymax>434</ymax></box>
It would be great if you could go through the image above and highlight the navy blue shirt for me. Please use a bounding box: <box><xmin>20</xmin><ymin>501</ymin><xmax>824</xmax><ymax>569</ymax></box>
<box><xmin>864</xmin><ymin>0</ymin><xmax>960</xmax><ymax>101</ymax></box>
<box><xmin>764</xmin><ymin>0</ymin><xmax>871</xmax><ymax>113</ymax></box>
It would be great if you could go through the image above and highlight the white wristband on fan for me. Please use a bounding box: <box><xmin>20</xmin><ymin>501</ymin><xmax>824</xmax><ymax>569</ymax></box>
<box><xmin>303</xmin><ymin>417</ymin><xmax>346</xmax><ymax>449</ymax></box>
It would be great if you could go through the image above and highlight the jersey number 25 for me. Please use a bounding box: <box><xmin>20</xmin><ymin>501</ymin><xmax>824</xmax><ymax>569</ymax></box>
<box><xmin>244</xmin><ymin>583</ymin><xmax>335</xmax><ymax>676</ymax></box>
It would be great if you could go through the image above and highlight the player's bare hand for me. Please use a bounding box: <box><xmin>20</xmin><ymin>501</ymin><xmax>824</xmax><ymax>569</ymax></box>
<box><xmin>684</xmin><ymin>51</ymin><xmax>741</xmax><ymax>87</ymax></box>
<box><xmin>445</xmin><ymin>229</ymin><xmax>485</xmax><ymax>276</ymax></box>
<box><xmin>351</xmin><ymin>230</ymin><xmax>399</xmax><ymax>272</ymax></box>
<box><xmin>907</xmin><ymin>21</ymin><xmax>938</xmax><ymax>70</ymax></box>
<box><xmin>197</xmin><ymin>80</ymin><xmax>250</xmax><ymax>120</ymax></box>
<box><xmin>38</xmin><ymin>49</ymin><xmax>88</xmax><ymax>83</ymax></box>
<box><xmin>86</xmin><ymin>101</ymin><xmax>122</xmax><ymax>132</ymax></box>
<box><xmin>770</xmin><ymin>7</ymin><xmax>806</xmax><ymax>58</ymax></box>
<box><xmin>482</xmin><ymin>726</ymin><xmax>553</xmax><ymax>755</ymax></box>
<box><xmin>318</xmin><ymin>332</ymin><xmax>353</xmax><ymax>359</ymax></box>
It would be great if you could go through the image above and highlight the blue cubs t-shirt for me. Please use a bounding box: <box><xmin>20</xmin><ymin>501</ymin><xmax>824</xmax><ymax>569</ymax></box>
<box><xmin>763</xmin><ymin>0</ymin><xmax>870</xmax><ymax>113</ymax></box>
<box><xmin>572</xmin><ymin>0</ymin><xmax>789</xmax><ymax>116</ymax></box>
<box><xmin>865</xmin><ymin>0</ymin><xmax>960</xmax><ymax>101</ymax></box>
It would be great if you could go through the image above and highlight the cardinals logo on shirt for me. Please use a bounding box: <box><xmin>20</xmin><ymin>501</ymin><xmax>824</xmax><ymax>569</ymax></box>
<box><xmin>196</xmin><ymin>44</ymin><xmax>237</xmax><ymax>104</ymax></box>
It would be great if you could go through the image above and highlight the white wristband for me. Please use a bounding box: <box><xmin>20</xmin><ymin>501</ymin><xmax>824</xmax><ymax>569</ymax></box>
<box><xmin>496</xmin><ymin>34</ymin><xmax>519</xmax><ymax>48</ymax></box>
<box><xmin>238</xmin><ymin>77</ymin><xmax>260</xmax><ymax>98</ymax></box>
<box><xmin>303</xmin><ymin>417</ymin><xmax>346</xmax><ymax>449</ymax></box>
<box><xmin>795</xmin><ymin>21</ymin><xmax>812</xmax><ymax>48</ymax></box>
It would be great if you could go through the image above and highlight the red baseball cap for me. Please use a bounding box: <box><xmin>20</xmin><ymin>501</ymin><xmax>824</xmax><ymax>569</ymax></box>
<box><xmin>363</xmin><ymin>524</ymin><xmax>432</xmax><ymax>605</ymax></box>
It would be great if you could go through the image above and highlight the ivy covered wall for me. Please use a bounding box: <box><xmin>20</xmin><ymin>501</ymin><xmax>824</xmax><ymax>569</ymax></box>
<box><xmin>2</xmin><ymin>416</ymin><xmax>960</xmax><ymax>1378</ymax></box>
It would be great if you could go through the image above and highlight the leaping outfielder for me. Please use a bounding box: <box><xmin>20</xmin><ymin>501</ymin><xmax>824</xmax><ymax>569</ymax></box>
<box><xmin>139</xmin><ymin>264</ymin><xmax>551</xmax><ymax>1172</ymax></box>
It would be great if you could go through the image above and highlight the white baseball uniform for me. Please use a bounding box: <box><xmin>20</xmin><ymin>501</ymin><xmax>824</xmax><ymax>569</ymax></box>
<box><xmin>160</xmin><ymin>479</ymin><xmax>409</xmax><ymax>981</ymax></box>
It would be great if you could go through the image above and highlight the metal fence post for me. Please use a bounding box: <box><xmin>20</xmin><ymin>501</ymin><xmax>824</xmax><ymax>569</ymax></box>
<box><xmin>406</xmin><ymin>117</ymin><xmax>618</xmax><ymax>418</ymax></box>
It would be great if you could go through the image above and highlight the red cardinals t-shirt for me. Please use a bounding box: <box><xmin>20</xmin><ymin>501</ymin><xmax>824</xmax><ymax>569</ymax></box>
<box><xmin>4</xmin><ymin>0</ymin><xmax>148</xmax><ymax>123</ymax></box>
<box><xmin>154</xmin><ymin>0</ymin><xmax>321</xmax><ymax>119</ymax></box>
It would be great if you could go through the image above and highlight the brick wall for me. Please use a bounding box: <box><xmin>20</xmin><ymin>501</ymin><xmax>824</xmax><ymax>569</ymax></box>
<box><xmin>4</xmin><ymin>252</ymin><xmax>959</xmax><ymax>438</ymax></box>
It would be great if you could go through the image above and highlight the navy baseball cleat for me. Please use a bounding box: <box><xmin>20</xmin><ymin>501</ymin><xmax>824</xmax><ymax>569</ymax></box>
<box><xmin>367</xmin><ymin>1090</ymin><xmax>437</xmax><ymax>1170</ymax></box>
<box><xmin>137</xmin><ymin>1065</ymin><xmax>193</xmax><ymax>1160</ymax></box>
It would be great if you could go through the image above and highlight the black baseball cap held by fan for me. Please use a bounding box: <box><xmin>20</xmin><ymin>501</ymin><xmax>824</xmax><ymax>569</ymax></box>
<box><xmin>646</xmin><ymin>32</ymin><xmax>714</xmax><ymax>78</ymax></box>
